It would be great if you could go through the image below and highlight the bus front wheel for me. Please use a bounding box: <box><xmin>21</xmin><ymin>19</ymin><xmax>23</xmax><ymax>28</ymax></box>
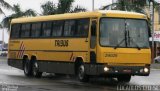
<box><xmin>77</xmin><ymin>64</ymin><xmax>89</xmax><ymax>82</ymax></box>
<box><xmin>23</xmin><ymin>58</ymin><xmax>32</xmax><ymax>77</ymax></box>
<box><xmin>117</xmin><ymin>75</ymin><xmax>131</xmax><ymax>83</ymax></box>
<box><xmin>32</xmin><ymin>60</ymin><xmax>42</xmax><ymax>78</ymax></box>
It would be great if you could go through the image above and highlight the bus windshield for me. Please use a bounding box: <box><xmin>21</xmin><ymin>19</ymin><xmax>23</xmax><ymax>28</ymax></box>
<box><xmin>100</xmin><ymin>18</ymin><xmax>149</xmax><ymax>48</ymax></box>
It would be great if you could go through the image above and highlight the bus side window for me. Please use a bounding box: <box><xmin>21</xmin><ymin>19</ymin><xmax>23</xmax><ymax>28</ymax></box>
<box><xmin>52</xmin><ymin>21</ymin><xmax>64</xmax><ymax>37</ymax></box>
<box><xmin>31</xmin><ymin>23</ymin><xmax>42</xmax><ymax>38</ymax></box>
<box><xmin>20</xmin><ymin>24</ymin><xmax>31</xmax><ymax>38</ymax></box>
<box><xmin>90</xmin><ymin>21</ymin><xmax>97</xmax><ymax>49</ymax></box>
<box><xmin>42</xmin><ymin>22</ymin><xmax>52</xmax><ymax>37</ymax></box>
<box><xmin>76</xmin><ymin>19</ymin><xmax>89</xmax><ymax>37</ymax></box>
<box><xmin>64</xmin><ymin>20</ymin><xmax>76</xmax><ymax>37</ymax></box>
<box><xmin>11</xmin><ymin>24</ymin><xmax>21</xmax><ymax>38</ymax></box>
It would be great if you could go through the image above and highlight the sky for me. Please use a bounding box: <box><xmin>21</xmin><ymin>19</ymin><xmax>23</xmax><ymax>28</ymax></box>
<box><xmin>0</xmin><ymin>0</ymin><xmax>112</xmax><ymax>43</ymax></box>
<box><xmin>0</xmin><ymin>0</ymin><xmax>159</xmax><ymax>43</ymax></box>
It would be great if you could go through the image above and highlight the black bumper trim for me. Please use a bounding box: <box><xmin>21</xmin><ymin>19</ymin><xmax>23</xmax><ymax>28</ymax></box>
<box><xmin>8</xmin><ymin>59</ymin><xmax>23</xmax><ymax>70</ymax></box>
<box><xmin>85</xmin><ymin>64</ymin><xmax>150</xmax><ymax>76</ymax></box>
<box><xmin>8</xmin><ymin>59</ymin><xmax>150</xmax><ymax>76</ymax></box>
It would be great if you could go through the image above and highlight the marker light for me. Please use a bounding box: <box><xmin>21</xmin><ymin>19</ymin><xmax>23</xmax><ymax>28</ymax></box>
<box><xmin>104</xmin><ymin>67</ymin><xmax>109</xmax><ymax>72</ymax></box>
<box><xmin>140</xmin><ymin>69</ymin><xmax>144</xmax><ymax>73</ymax></box>
<box><xmin>144</xmin><ymin>68</ymin><xmax>149</xmax><ymax>73</ymax></box>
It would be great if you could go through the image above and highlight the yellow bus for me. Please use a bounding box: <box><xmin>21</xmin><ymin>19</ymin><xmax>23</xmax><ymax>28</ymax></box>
<box><xmin>8</xmin><ymin>10</ymin><xmax>151</xmax><ymax>82</ymax></box>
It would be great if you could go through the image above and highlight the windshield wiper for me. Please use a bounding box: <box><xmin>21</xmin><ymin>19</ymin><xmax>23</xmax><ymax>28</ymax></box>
<box><xmin>114</xmin><ymin>31</ymin><xmax>127</xmax><ymax>49</ymax></box>
<box><xmin>114</xmin><ymin>38</ymin><xmax>125</xmax><ymax>49</ymax></box>
<box><xmin>129</xmin><ymin>37</ymin><xmax>141</xmax><ymax>50</ymax></box>
<box><xmin>128</xmin><ymin>31</ymin><xmax>141</xmax><ymax>50</ymax></box>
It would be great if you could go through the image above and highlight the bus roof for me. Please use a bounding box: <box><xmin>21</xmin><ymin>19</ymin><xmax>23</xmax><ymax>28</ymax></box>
<box><xmin>11</xmin><ymin>10</ymin><xmax>147</xmax><ymax>24</ymax></box>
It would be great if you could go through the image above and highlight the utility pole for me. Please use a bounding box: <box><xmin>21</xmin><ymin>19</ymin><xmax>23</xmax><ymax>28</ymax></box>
<box><xmin>92</xmin><ymin>0</ymin><xmax>94</xmax><ymax>11</ymax></box>
<box><xmin>112</xmin><ymin>0</ymin><xmax>114</xmax><ymax>9</ymax></box>
<box><xmin>2</xmin><ymin>29</ymin><xmax>4</xmax><ymax>48</ymax></box>
<box><xmin>150</xmin><ymin>0</ymin><xmax>154</xmax><ymax>63</ymax></box>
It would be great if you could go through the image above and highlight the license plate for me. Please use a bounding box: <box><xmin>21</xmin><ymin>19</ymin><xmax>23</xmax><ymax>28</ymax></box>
<box><xmin>123</xmin><ymin>70</ymin><xmax>132</xmax><ymax>73</ymax></box>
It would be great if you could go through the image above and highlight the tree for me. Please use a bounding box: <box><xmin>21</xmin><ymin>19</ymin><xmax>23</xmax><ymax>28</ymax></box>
<box><xmin>41</xmin><ymin>1</ymin><xmax>57</xmax><ymax>15</ymax></box>
<box><xmin>101</xmin><ymin>0</ymin><xmax>159</xmax><ymax>14</ymax></box>
<box><xmin>0</xmin><ymin>24</ymin><xmax>2</xmax><ymax>28</ymax></box>
<box><xmin>70</xmin><ymin>6</ymin><xmax>86</xmax><ymax>13</ymax></box>
<box><xmin>1</xmin><ymin>4</ymin><xmax>37</xmax><ymax>29</ymax></box>
<box><xmin>0</xmin><ymin>0</ymin><xmax>13</xmax><ymax>14</ymax></box>
<box><xmin>41</xmin><ymin>0</ymin><xmax>86</xmax><ymax>15</ymax></box>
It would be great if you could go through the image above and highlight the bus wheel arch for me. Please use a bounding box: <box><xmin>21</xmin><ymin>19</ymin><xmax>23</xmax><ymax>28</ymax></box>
<box><xmin>31</xmin><ymin>55</ymin><xmax>42</xmax><ymax>78</ymax></box>
<box><xmin>75</xmin><ymin>57</ymin><xmax>83</xmax><ymax>75</ymax></box>
<box><xmin>23</xmin><ymin>55</ymin><xmax>32</xmax><ymax>76</ymax></box>
<box><xmin>74</xmin><ymin>57</ymin><xmax>89</xmax><ymax>82</ymax></box>
<box><xmin>22</xmin><ymin>55</ymin><xmax>29</xmax><ymax>69</ymax></box>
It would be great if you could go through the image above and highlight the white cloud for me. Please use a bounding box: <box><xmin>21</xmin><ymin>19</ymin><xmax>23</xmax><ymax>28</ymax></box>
<box><xmin>4</xmin><ymin>0</ymin><xmax>112</xmax><ymax>15</ymax></box>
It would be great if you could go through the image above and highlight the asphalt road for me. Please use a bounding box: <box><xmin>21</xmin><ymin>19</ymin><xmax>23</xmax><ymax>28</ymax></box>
<box><xmin>0</xmin><ymin>57</ymin><xmax>160</xmax><ymax>91</ymax></box>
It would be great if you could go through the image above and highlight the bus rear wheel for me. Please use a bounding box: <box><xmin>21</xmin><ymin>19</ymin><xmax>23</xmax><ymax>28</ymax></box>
<box><xmin>23</xmin><ymin>58</ymin><xmax>32</xmax><ymax>77</ymax></box>
<box><xmin>77</xmin><ymin>64</ymin><xmax>89</xmax><ymax>82</ymax></box>
<box><xmin>117</xmin><ymin>75</ymin><xmax>131</xmax><ymax>83</ymax></box>
<box><xmin>32</xmin><ymin>60</ymin><xmax>42</xmax><ymax>78</ymax></box>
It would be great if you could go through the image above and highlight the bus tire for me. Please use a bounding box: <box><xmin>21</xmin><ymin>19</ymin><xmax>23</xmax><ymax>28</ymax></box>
<box><xmin>117</xmin><ymin>75</ymin><xmax>131</xmax><ymax>83</ymax></box>
<box><xmin>77</xmin><ymin>64</ymin><xmax>89</xmax><ymax>82</ymax></box>
<box><xmin>32</xmin><ymin>60</ymin><xmax>42</xmax><ymax>78</ymax></box>
<box><xmin>23</xmin><ymin>57</ymin><xmax>32</xmax><ymax>77</ymax></box>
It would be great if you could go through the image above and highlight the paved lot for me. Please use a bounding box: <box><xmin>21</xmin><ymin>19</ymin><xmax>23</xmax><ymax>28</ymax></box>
<box><xmin>0</xmin><ymin>57</ymin><xmax>160</xmax><ymax>91</ymax></box>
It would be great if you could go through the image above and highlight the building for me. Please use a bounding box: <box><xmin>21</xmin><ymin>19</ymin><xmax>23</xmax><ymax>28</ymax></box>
<box><xmin>0</xmin><ymin>41</ymin><xmax>8</xmax><ymax>51</ymax></box>
<box><xmin>144</xmin><ymin>2</ymin><xmax>160</xmax><ymax>58</ymax></box>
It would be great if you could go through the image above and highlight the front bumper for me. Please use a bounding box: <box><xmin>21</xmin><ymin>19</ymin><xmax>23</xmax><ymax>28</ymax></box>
<box><xmin>104</xmin><ymin>66</ymin><xmax>150</xmax><ymax>76</ymax></box>
<box><xmin>85</xmin><ymin>64</ymin><xmax>150</xmax><ymax>76</ymax></box>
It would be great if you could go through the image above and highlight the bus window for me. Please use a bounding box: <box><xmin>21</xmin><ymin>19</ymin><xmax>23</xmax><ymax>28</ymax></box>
<box><xmin>42</xmin><ymin>22</ymin><xmax>52</xmax><ymax>37</ymax></box>
<box><xmin>31</xmin><ymin>23</ymin><xmax>42</xmax><ymax>38</ymax></box>
<box><xmin>20</xmin><ymin>24</ymin><xmax>31</xmax><ymax>38</ymax></box>
<box><xmin>11</xmin><ymin>24</ymin><xmax>21</xmax><ymax>38</ymax></box>
<box><xmin>52</xmin><ymin>21</ymin><xmax>63</xmax><ymax>37</ymax></box>
<box><xmin>64</xmin><ymin>20</ymin><xmax>76</xmax><ymax>37</ymax></box>
<box><xmin>76</xmin><ymin>19</ymin><xmax>89</xmax><ymax>37</ymax></box>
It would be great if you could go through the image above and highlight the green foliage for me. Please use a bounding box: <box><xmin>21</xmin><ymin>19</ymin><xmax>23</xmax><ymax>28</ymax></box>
<box><xmin>41</xmin><ymin>1</ymin><xmax>57</xmax><ymax>15</ymax></box>
<box><xmin>41</xmin><ymin>0</ymin><xmax>86</xmax><ymax>15</ymax></box>
<box><xmin>114</xmin><ymin>0</ymin><xmax>147</xmax><ymax>13</ymax></box>
<box><xmin>70</xmin><ymin>5</ymin><xmax>86</xmax><ymax>13</ymax></box>
<box><xmin>101</xmin><ymin>0</ymin><xmax>159</xmax><ymax>14</ymax></box>
<box><xmin>1</xmin><ymin>4</ymin><xmax>37</xmax><ymax>29</ymax></box>
<box><xmin>0</xmin><ymin>24</ymin><xmax>2</xmax><ymax>28</ymax></box>
<box><xmin>0</xmin><ymin>0</ymin><xmax>13</xmax><ymax>14</ymax></box>
<box><xmin>57</xmin><ymin>0</ymin><xmax>74</xmax><ymax>13</ymax></box>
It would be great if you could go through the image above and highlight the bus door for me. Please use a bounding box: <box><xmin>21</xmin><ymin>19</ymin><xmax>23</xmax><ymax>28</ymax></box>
<box><xmin>90</xmin><ymin>19</ymin><xmax>97</xmax><ymax>64</ymax></box>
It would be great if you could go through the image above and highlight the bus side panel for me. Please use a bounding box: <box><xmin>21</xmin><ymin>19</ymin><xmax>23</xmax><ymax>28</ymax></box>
<box><xmin>38</xmin><ymin>61</ymin><xmax>75</xmax><ymax>74</ymax></box>
<box><xmin>36</xmin><ymin>51</ymin><xmax>88</xmax><ymax>74</ymax></box>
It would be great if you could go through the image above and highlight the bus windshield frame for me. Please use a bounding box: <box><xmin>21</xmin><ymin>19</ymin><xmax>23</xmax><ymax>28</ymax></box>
<box><xmin>99</xmin><ymin>17</ymin><xmax>150</xmax><ymax>49</ymax></box>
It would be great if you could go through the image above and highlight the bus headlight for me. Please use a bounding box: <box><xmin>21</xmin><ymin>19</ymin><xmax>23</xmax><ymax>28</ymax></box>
<box><xmin>104</xmin><ymin>67</ymin><xmax>109</xmax><ymax>72</ymax></box>
<box><xmin>144</xmin><ymin>68</ymin><xmax>149</xmax><ymax>73</ymax></box>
